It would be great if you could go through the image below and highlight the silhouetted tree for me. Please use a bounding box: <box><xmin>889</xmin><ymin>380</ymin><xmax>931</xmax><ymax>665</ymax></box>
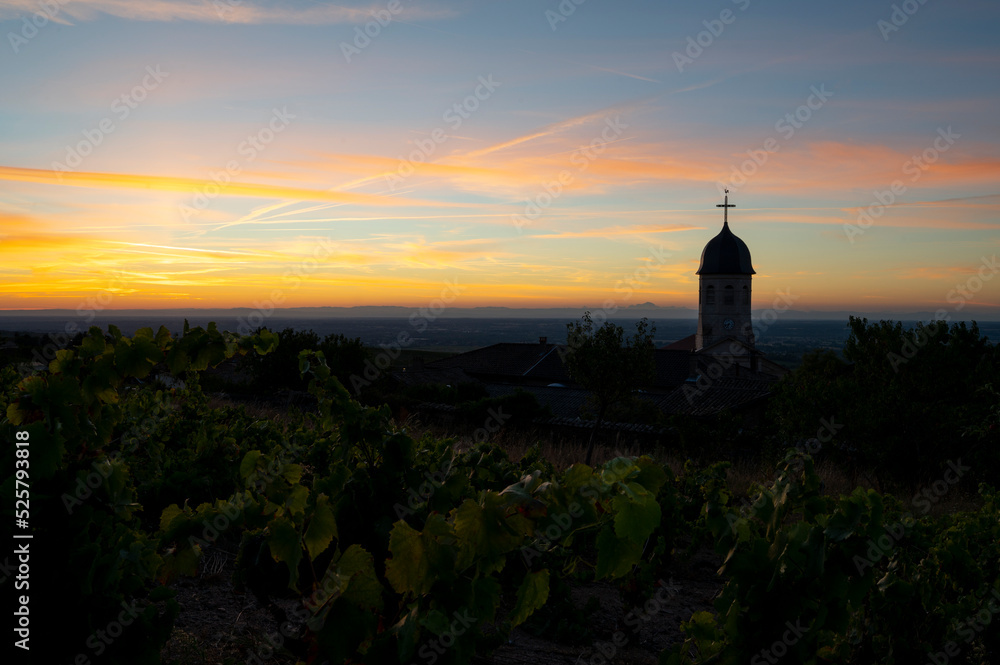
<box><xmin>563</xmin><ymin>312</ymin><xmax>655</xmax><ymax>465</ymax></box>
<box><xmin>771</xmin><ymin>317</ymin><xmax>999</xmax><ymax>487</ymax></box>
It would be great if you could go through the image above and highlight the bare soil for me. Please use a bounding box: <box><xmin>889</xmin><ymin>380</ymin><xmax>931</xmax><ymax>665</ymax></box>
<box><xmin>160</xmin><ymin>545</ymin><xmax>723</xmax><ymax>665</ymax></box>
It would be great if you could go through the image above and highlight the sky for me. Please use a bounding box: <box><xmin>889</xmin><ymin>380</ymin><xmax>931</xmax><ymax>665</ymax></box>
<box><xmin>0</xmin><ymin>0</ymin><xmax>998</xmax><ymax>316</ymax></box>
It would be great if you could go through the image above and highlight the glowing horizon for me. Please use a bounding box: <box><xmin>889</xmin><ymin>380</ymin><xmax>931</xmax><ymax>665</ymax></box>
<box><xmin>1</xmin><ymin>0</ymin><xmax>998</xmax><ymax>315</ymax></box>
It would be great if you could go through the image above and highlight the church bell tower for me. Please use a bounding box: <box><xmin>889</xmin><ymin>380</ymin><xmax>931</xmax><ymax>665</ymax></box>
<box><xmin>696</xmin><ymin>191</ymin><xmax>755</xmax><ymax>350</ymax></box>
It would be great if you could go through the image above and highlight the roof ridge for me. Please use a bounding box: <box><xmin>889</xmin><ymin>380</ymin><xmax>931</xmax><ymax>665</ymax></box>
<box><xmin>522</xmin><ymin>344</ymin><xmax>558</xmax><ymax>376</ymax></box>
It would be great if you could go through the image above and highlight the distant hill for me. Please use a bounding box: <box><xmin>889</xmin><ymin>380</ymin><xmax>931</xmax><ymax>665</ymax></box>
<box><xmin>1</xmin><ymin>304</ymin><xmax>998</xmax><ymax>321</ymax></box>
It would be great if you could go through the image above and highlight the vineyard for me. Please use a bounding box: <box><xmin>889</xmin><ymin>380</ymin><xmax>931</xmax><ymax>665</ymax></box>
<box><xmin>3</xmin><ymin>323</ymin><xmax>999</xmax><ymax>665</ymax></box>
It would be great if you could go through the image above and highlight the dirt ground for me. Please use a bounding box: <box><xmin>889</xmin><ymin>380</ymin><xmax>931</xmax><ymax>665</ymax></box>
<box><xmin>479</xmin><ymin>548</ymin><xmax>722</xmax><ymax>665</ymax></box>
<box><xmin>159</xmin><ymin>543</ymin><xmax>722</xmax><ymax>665</ymax></box>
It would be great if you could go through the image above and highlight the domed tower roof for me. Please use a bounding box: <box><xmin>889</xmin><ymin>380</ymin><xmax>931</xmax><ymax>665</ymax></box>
<box><xmin>697</xmin><ymin>192</ymin><xmax>755</xmax><ymax>275</ymax></box>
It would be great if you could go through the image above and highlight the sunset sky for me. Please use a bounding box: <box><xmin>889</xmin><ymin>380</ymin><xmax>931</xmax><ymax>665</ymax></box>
<box><xmin>1</xmin><ymin>0</ymin><xmax>998</xmax><ymax>315</ymax></box>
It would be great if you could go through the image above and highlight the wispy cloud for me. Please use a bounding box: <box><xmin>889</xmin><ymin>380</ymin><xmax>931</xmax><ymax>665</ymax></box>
<box><xmin>0</xmin><ymin>165</ymin><xmax>440</xmax><ymax>207</ymax></box>
<box><xmin>0</xmin><ymin>0</ymin><xmax>456</xmax><ymax>24</ymax></box>
<box><xmin>531</xmin><ymin>224</ymin><xmax>702</xmax><ymax>239</ymax></box>
<box><xmin>461</xmin><ymin>101</ymin><xmax>642</xmax><ymax>159</ymax></box>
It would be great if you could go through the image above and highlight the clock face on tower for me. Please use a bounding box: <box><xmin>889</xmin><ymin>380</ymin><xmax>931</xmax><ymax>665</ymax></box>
<box><xmin>723</xmin><ymin>318</ymin><xmax>735</xmax><ymax>330</ymax></box>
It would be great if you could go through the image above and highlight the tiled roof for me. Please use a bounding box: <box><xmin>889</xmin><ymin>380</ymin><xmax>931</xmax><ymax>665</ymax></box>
<box><xmin>428</xmin><ymin>343</ymin><xmax>566</xmax><ymax>381</ymax></box>
<box><xmin>654</xmin><ymin>349</ymin><xmax>694</xmax><ymax>387</ymax></box>
<box><xmin>657</xmin><ymin>376</ymin><xmax>775</xmax><ymax>416</ymax></box>
<box><xmin>392</xmin><ymin>366</ymin><xmax>477</xmax><ymax>387</ymax></box>
<box><xmin>663</xmin><ymin>334</ymin><xmax>697</xmax><ymax>351</ymax></box>
<box><xmin>414</xmin><ymin>341</ymin><xmax>787</xmax><ymax>420</ymax></box>
<box><xmin>427</xmin><ymin>342</ymin><xmax>694</xmax><ymax>390</ymax></box>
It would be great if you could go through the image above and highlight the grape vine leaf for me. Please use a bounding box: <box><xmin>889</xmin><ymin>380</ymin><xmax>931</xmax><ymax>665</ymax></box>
<box><xmin>385</xmin><ymin>515</ymin><xmax>454</xmax><ymax>596</ymax></box>
<box><xmin>281</xmin><ymin>463</ymin><xmax>303</xmax><ymax>485</ymax></box>
<box><xmin>453</xmin><ymin>494</ymin><xmax>525</xmax><ymax>573</ymax></box>
<box><xmin>114</xmin><ymin>332</ymin><xmax>162</xmax><ymax>379</ymax></box>
<box><xmin>336</xmin><ymin>544</ymin><xmax>383</xmax><ymax>611</ymax></box>
<box><xmin>239</xmin><ymin>450</ymin><xmax>261</xmax><ymax>479</ymax></box>
<box><xmin>612</xmin><ymin>486</ymin><xmax>661</xmax><ymax>543</ymax></box>
<box><xmin>511</xmin><ymin>569</ymin><xmax>550</xmax><ymax>626</ymax></box>
<box><xmin>304</xmin><ymin>494</ymin><xmax>337</xmax><ymax>560</ymax></box>
<box><xmin>266</xmin><ymin>516</ymin><xmax>303</xmax><ymax>591</ymax></box>
<box><xmin>386</xmin><ymin>521</ymin><xmax>433</xmax><ymax>596</ymax></box>
<box><xmin>160</xmin><ymin>504</ymin><xmax>184</xmax><ymax>532</ymax></box>
<box><xmin>285</xmin><ymin>484</ymin><xmax>309</xmax><ymax>516</ymax></box>
<box><xmin>595</xmin><ymin>524</ymin><xmax>642</xmax><ymax>579</ymax></box>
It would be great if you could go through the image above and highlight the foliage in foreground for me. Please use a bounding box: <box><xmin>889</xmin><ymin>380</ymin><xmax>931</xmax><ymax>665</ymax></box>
<box><xmin>1</xmin><ymin>322</ymin><xmax>278</xmax><ymax>664</ymax></box>
<box><xmin>160</xmin><ymin>348</ymin><xmax>679</xmax><ymax>663</ymax></box>
<box><xmin>665</xmin><ymin>452</ymin><xmax>1000</xmax><ymax>665</ymax></box>
<box><xmin>2</xmin><ymin>322</ymin><xmax>998</xmax><ymax>665</ymax></box>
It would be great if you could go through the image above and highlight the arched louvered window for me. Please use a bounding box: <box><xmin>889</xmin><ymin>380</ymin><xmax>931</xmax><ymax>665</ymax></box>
<box><xmin>706</xmin><ymin>285</ymin><xmax>715</xmax><ymax>305</ymax></box>
<box><xmin>724</xmin><ymin>285</ymin><xmax>734</xmax><ymax>305</ymax></box>
<box><xmin>742</xmin><ymin>285</ymin><xmax>749</xmax><ymax>305</ymax></box>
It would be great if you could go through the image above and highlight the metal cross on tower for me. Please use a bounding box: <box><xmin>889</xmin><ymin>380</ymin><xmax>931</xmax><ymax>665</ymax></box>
<box><xmin>717</xmin><ymin>189</ymin><xmax>735</xmax><ymax>225</ymax></box>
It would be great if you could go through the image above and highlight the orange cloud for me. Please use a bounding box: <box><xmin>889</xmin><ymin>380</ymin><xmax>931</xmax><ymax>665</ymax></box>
<box><xmin>0</xmin><ymin>165</ymin><xmax>428</xmax><ymax>207</ymax></box>
<box><xmin>530</xmin><ymin>224</ymin><xmax>703</xmax><ymax>239</ymax></box>
<box><xmin>736</xmin><ymin>141</ymin><xmax>1000</xmax><ymax>194</ymax></box>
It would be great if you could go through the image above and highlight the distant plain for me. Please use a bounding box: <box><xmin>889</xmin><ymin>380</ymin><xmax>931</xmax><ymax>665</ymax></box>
<box><xmin>3</xmin><ymin>314</ymin><xmax>997</xmax><ymax>370</ymax></box>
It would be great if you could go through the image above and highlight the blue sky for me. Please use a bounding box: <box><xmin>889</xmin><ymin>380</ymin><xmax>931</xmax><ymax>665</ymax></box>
<box><xmin>0</xmin><ymin>0</ymin><xmax>998</xmax><ymax>315</ymax></box>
